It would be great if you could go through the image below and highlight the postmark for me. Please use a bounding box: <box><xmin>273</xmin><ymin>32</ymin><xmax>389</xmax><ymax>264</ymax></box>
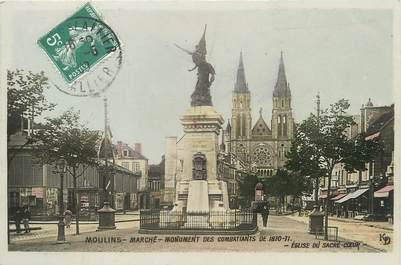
<box><xmin>37</xmin><ymin>2</ymin><xmax>122</xmax><ymax>96</ymax></box>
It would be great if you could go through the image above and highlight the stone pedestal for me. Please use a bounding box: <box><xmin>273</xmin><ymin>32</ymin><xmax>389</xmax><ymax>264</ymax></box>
<box><xmin>308</xmin><ymin>206</ymin><xmax>324</xmax><ymax>234</ymax></box>
<box><xmin>180</xmin><ymin>106</ymin><xmax>224</xmax><ymax>181</ymax></box>
<box><xmin>173</xmin><ymin>106</ymin><xmax>229</xmax><ymax>216</ymax></box>
<box><xmin>186</xmin><ymin>180</ymin><xmax>209</xmax><ymax>213</ymax></box>
<box><xmin>97</xmin><ymin>202</ymin><xmax>116</xmax><ymax>230</ymax></box>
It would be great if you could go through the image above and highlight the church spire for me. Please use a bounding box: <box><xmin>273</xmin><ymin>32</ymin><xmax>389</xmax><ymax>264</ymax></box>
<box><xmin>234</xmin><ymin>51</ymin><xmax>249</xmax><ymax>92</ymax></box>
<box><xmin>273</xmin><ymin>51</ymin><xmax>291</xmax><ymax>97</ymax></box>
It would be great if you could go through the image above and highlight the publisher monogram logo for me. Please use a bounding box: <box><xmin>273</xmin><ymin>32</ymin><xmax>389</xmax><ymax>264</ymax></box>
<box><xmin>379</xmin><ymin>233</ymin><xmax>391</xmax><ymax>245</ymax></box>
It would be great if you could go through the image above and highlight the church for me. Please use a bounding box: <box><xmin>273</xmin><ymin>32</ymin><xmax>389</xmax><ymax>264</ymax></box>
<box><xmin>224</xmin><ymin>52</ymin><xmax>295</xmax><ymax>177</ymax></box>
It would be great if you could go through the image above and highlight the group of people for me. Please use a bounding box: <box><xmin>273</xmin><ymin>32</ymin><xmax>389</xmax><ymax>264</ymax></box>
<box><xmin>13</xmin><ymin>206</ymin><xmax>31</xmax><ymax>234</ymax></box>
<box><xmin>13</xmin><ymin>207</ymin><xmax>74</xmax><ymax>234</ymax></box>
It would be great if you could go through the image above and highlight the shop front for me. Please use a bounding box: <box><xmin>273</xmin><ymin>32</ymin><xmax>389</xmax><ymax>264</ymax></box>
<box><xmin>8</xmin><ymin>187</ymin><xmax>62</xmax><ymax>218</ymax></box>
<box><xmin>334</xmin><ymin>188</ymin><xmax>369</xmax><ymax>218</ymax></box>
<box><xmin>374</xmin><ymin>185</ymin><xmax>394</xmax><ymax>221</ymax></box>
<box><xmin>67</xmin><ymin>188</ymin><xmax>100</xmax><ymax>221</ymax></box>
<box><xmin>130</xmin><ymin>193</ymin><xmax>138</xmax><ymax>210</ymax></box>
<box><xmin>114</xmin><ymin>192</ymin><xmax>125</xmax><ymax>211</ymax></box>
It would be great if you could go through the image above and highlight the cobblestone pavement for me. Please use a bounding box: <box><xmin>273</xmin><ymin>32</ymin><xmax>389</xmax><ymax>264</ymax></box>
<box><xmin>8</xmin><ymin>215</ymin><xmax>379</xmax><ymax>252</ymax></box>
<box><xmin>287</xmin><ymin>215</ymin><xmax>393</xmax><ymax>252</ymax></box>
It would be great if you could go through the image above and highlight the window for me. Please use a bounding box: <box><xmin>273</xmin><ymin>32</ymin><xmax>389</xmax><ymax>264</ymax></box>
<box><xmin>123</xmin><ymin>150</ymin><xmax>129</xmax><ymax>157</ymax></box>
<box><xmin>132</xmin><ymin>162</ymin><xmax>140</xmax><ymax>172</ymax></box>
<box><xmin>252</xmin><ymin>145</ymin><xmax>272</xmax><ymax>166</ymax></box>
<box><xmin>122</xmin><ymin>162</ymin><xmax>130</xmax><ymax>169</ymax></box>
<box><xmin>179</xmin><ymin>160</ymin><xmax>184</xmax><ymax>172</ymax></box>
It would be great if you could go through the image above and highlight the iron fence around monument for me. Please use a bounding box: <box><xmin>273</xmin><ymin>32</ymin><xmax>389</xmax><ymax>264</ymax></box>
<box><xmin>140</xmin><ymin>209</ymin><xmax>257</xmax><ymax>231</ymax></box>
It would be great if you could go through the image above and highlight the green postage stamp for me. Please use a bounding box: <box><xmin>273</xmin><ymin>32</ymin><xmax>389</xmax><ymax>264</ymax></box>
<box><xmin>38</xmin><ymin>2</ymin><xmax>120</xmax><ymax>84</ymax></box>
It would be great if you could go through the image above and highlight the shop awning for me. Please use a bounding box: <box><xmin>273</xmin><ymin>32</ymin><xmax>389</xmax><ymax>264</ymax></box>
<box><xmin>365</xmin><ymin>132</ymin><xmax>380</xmax><ymax>141</ymax></box>
<box><xmin>335</xmin><ymin>193</ymin><xmax>352</xmax><ymax>204</ymax></box>
<box><xmin>374</xmin><ymin>185</ymin><xmax>394</xmax><ymax>198</ymax></box>
<box><xmin>331</xmin><ymin>193</ymin><xmax>347</xmax><ymax>201</ymax></box>
<box><xmin>350</xmin><ymin>188</ymin><xmax>369</xmax><ymax>199</ymax></box>
<box><xmin>319</xmin><ymin>190</ymin><xmax>327</xmax><ymax>199</ymax></box>
<box><xmin>335</xmin><ymin>188</ymin><xmax>369</xmax><ymax>204</ymax></box>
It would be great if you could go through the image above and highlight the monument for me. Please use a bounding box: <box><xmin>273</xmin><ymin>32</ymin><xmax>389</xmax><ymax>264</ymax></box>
<box><xmin>167</xmin><ymin>26</ymin><xmax>229</xmax><ymax>227</ymax></box>
<box><xmin>140</xmin><ymin>26</ymin><xmax>257</xmax><ymax>233</ymax></box>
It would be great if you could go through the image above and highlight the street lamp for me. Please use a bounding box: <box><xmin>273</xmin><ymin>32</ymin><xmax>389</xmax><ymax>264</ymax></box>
<box><xmin>55</xmin><ymin>158</ymin><xmax>67</xmax><ymax>244</ymax></box>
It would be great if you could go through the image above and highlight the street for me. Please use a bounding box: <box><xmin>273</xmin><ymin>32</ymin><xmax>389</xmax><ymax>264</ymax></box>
<box><xmin>8</xmin><ymin>214</ymin><xmax>384</xmax><ymax>252</ymax></box>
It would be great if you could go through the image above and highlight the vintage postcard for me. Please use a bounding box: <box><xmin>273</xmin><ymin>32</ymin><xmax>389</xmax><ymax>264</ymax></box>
<box><xmin>0</xmin><ymin>1</ymin><xmax>399</xmax><ymax>265</ymax></box>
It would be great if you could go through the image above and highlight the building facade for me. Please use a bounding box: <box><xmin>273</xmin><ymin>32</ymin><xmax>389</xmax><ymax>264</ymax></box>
<box><xmin>321</xmin><ymin>100</ymin><xmax>394</xmax><ymax>220</ymax></box>
<box><xmin>226</xmin><ymin>52</ymin><xmax>295</xmax><ymax>177</ymax></box>
<box><xmin>8</xmin><ymin>132</ymin><xmax>140</xmax><ymax>220</ymax></box>
<box><xmin>148</xmin><ymin>156</ymin><xmax>165</xmax><ymax>209</ymax></box>
<box><xmin>114</xmin><ymin>141</ymin><xmax>149</xmax><ymax>209</ymax></box>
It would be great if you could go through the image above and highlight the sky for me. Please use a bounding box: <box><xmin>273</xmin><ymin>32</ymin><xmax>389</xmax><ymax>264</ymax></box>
<box><xmin>4</xmin><ymin>2</ymin><xmax>394</xmax><ymax>163</ymax></box>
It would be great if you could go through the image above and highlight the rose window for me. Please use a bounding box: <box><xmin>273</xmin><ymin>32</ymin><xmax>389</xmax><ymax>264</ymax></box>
<box><xmin>252</xmin><ymin>146</ymin><xmax>272</xmax><ymax>166</ymax></box>
<box><xmin>236</xmin><ymin>144</ymin><xmax>247</xmax><ymax>161</ymax></box>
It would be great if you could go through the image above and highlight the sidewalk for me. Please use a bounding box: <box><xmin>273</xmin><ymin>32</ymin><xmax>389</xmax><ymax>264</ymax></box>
<box><xmin>287</xmin><ymin>215</ymin><xmax>393</xmax><ymax>252</ymax></box>
<box><xmin>9</xmin><ymin>214</ymin><xmax>139</xmax><ymax>242</ymax></box>
<box><xmin>12</xmin><ymin>211</ymin><xmax>140</xmax><ymax>225</ymax></box>
<box><xmin>327</xmin><ymin>216</ymin><xmax>393</xmax><ymax>231</ymax></box>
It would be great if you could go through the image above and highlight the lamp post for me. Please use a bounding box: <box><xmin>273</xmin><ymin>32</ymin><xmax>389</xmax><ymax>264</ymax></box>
<box><xmin>55</xmin><ymin>158</ymin><xmax>67</xmax><ymax>244</ymax></box>
<box><xmin>97</xmin><ymin>98</ymin><xmax>116</xmax><ymax>230</ymax></box>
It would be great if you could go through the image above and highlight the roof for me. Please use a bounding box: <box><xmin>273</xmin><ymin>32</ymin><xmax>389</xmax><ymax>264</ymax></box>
<box><xmin>97</xmin><ymin>160</ymin><xmax>139</xmax><ymax>177</ymax></box>
<box><xmin>252</xmin><ymin>111</ymin><xmax>271</xmax><ymax>136</ymax></box>
<box><xmin>113</xmin><ymin>143</ymin><xmax>148</xmax><ymax>160</ymax></box>
<box><xmin>226</xmin><ymin>119</ymin><xmax>231</xmax><ymax>132</ymax></box>
<box><xmin>273</xmin><ymin>52</ymin><xmax>291</xmax><ymax>98</ymax></box>
<box><xmin>366</xmin><ymin>106</ymin><xmax>394</xmax><ymax>136</ymax></box>
<box><xmin>148</xmin><ymin>157</ymin><xmax>165</xmax><ymax>180</ymax></box>
<box><xmin>234</xmin><ymin>52</ymin><xmax>249</xmax><ymax>93</ymax></box>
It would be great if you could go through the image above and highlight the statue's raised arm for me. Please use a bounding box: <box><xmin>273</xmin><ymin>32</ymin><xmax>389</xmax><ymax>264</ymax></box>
<box><xmin>175</xmin><ymin>25</ymin><xmax>215</xmax><ymax>107</ymax></box>
<box><xmin>174</xmin><ymin>44</ymin><xmax>193</xmax><ymax>56</ymax></box>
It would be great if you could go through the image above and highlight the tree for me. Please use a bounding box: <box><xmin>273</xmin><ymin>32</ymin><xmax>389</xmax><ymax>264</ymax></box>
<box><xmin>237</xmin><ymin>172</ymin><xmax>259</xmax><ymax>208</ymax></box>
<box><xmin>285</xmin><ymin>99</ymin><xmax>381</xmax><ymax>239</ymax></box>
<box><xmin>7</xmin><ymin>69</ymin><xmax>55</xmax><ymax>244</ymax></box>
<box><xmin>34</xmin><ymin>110</ymin><xmax>101</xmax><ymax>235</ymax></box>
<box><xmin>286</xmin><ymin>110</ymin><xmax>327</xmax><ymax>206</ymax></box>
<box><xmin>7</xmin><ymin>69</ymin><xmax>56</xmax><ymax>165</ymax></box>
<box><xmin>265</xmin><ymin>169</ymin><xmax>312</xmax><ymax>212</ymax></box>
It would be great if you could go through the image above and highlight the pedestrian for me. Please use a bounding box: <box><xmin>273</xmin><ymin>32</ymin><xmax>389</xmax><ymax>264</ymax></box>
<box><xmin>63</xmin><ymin>209</ymin><xmax>72</xmax><ymax>228</ymax></box>
<box><xmin>22</xmin><ymin>206</ymin><xmax>31</xmax><ymax>233</ymax></box>
<box><xmin>261</xmin><ymin>204</ymin><xmax>269</xmax><ymax>228</ymax></box>
<box><xmin>14</xmin><ymin>207</ymin><xmax>22</xmax><ymax>234</ymax></box>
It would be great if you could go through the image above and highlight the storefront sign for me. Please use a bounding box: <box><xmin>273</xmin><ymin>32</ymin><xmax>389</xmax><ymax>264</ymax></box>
<box><xmin>32</xmin><ymin>187</ymin><xmax>44</xmax><ymax>198</ymax></box>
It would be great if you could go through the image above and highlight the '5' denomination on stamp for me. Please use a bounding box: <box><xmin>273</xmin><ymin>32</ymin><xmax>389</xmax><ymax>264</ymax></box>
<box><xmin>38</xmin><ymin>2</ymin><xmax>122</xmax><ymax>96</ymax></box>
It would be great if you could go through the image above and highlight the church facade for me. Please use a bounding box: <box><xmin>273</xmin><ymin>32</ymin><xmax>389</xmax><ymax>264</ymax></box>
<box><xmin>225</xmin><ymin>52</ymin><xmax>295</xmax><ymax>177</ymax></box>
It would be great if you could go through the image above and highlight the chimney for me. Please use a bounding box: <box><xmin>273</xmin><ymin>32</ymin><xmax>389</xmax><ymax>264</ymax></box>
<box><xmin>134</xmin><ymin>143</ymin><xmax>142</xmax><ymax>154</ymax></box>
<box><xmin>116</xmin><ymin>141</ymin><xmax>124</xmax><ymax>157</ymax></box>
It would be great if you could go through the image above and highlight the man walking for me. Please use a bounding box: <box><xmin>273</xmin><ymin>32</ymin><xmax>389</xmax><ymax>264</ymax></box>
<box><xmin>261</xmin><ymin>204</ymin><xmax>269</xmax><ymax>228</ymax></box>
<box><xmin>22</xmin><ymin>206</ymin><xmax>31</xmax><ymax>233</ymax></box>
<box><xmin>14</xmin><ymin>207</ymin><xmax>22</xmax><ymax>234</ymax></box>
